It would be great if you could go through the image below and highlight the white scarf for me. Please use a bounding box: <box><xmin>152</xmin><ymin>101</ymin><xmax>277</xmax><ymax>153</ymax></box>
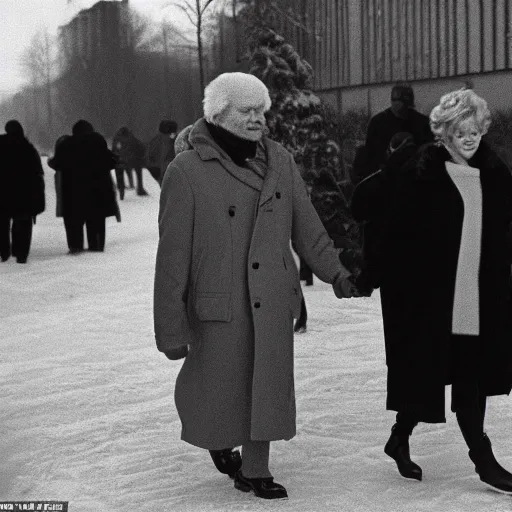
<box><xmin>445</xmin><ymin>161</ymin><xmax>482</xmax><ymax>336</ymax></box>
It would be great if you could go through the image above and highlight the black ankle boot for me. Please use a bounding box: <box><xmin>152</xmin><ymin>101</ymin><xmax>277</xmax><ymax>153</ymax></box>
<box><xmin>209</xmin><ymin>448</ymin><xmax>242</xmax><ymax>478</ymax></box>
<box><xmin>234</xmin><ymin>470</ymin><xmax>288</xmax><ymax>500</ymax></box>
<box><xmin>384</xmin><ymin>425</ymin><xmax>422</xmax><ymax>481</ymax></box>
<box><xmin>468</xmin><ymin>434</ymin><xmax>512</xmax><ymax>494</ymax></box>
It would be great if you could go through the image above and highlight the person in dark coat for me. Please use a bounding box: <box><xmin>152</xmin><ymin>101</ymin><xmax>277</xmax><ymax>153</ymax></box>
<box><xmin>48</xmin><ymin>120</ymin><xmax>119</xmax><ymax>253</ymax></box>
<box><xmin>112</xmin><ymin>127</ymin><xmax>147</xmax><ymax>197</ymax></box>
<box><xmin>49</xmin><ymin>135</ymin><xmax>71</xmax><ymax>219</ymax></box>
<box><xmin>146</xmin><ymin>119</ymin><xmax>178</xmax><ymax>185</ymax></box>
<box><xmin>0</xmin><ymin>120</ymin><xmax>45</xmax><ymax>264</ymax></box>
<box><xmin>351</xmin><ymin>131</ymin><xmax>418</xmax><ymax>292</ymax></box>
<box><xmin>353</xmin><ymin>88</ymin><xmax>512</xmax><ymax>494</ymax></box>
<box><xmin>358</xmin><ymin>83</ymin><xmax>433</xmax><ymax>183</ymax></box>
<box><xmin>154</xmin><ymin>72</ymin><xmax>358</xmax><ymax>501</ymax></box>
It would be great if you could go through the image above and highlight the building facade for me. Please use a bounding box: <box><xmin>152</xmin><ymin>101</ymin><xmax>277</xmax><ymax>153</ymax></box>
<box><xmin>210</xmin><ymin>1</ymin><xmax>512</xmax><ymax>118</ymax></box>
<box><xmin>275</xmin><ymin>0</ymin><xmax>512</xmax><ymax>116</ymax></box>
<box><xmin>59</xmin><ymin>0</ymin><xmax>130</xmax><ymax>69</ymax></box>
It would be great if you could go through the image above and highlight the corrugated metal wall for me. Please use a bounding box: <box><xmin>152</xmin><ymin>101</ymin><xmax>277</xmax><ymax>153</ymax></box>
<box><xmin>287</xmin><ymin>0</ymin><xmax>512</xmax><ymax>91</ymax></box>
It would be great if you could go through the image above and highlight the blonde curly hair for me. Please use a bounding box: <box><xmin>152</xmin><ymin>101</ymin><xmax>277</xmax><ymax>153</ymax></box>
<box><xmin>429</xmin><ymin>89</ymin><xmax>491</xmax><ymax>141</ymax></box>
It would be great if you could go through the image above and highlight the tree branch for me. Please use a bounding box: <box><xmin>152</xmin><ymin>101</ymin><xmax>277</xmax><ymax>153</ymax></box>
<box><xmin>200</xmin><ymin>0</ymin><xmax>215</xmax><ymax>16</ymax></box>
<box><xmin>175</xmin><ymin>3</ymin><xmax>198</xmax><ymax>27</ymax></box>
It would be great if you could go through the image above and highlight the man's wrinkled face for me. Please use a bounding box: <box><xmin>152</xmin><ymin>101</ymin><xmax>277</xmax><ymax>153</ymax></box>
<box><xmin>218</xmin><ymin>95</ymin><xmax>267</xmax><ymax>141</ymax></box>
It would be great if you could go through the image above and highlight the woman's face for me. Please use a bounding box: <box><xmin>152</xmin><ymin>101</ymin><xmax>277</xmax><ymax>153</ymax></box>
<box><xmin>446</xmin><ymin>117</ymin><xmax>482</xmax><ymax>162</ymax></box>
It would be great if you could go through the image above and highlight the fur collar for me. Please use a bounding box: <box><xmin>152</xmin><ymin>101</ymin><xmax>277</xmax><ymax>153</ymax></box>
<box><xmin>413</xmin><ymin>140</ymin><xmax>509</xmax><ymax>181</ymax></box>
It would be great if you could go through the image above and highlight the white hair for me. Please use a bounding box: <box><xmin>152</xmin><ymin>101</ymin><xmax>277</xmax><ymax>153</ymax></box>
<box><xmin>203</xmin><ymin>72</ymin><xmax>272</xmax><ymax>123</ymax></box>
<box><xmin>430</xmin><ymin>88</ymin><xmax>491</xmax><ymax>141</ymax></box>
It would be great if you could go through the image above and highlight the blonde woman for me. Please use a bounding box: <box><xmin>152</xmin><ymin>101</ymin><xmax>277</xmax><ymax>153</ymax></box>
<box><xmin>354</xmin><ymin>88</ymin><xmax>512</xmax><ymax>493</ymax></box>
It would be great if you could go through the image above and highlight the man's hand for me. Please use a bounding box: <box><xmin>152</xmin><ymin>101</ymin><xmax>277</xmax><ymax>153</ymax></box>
<box><xmin>163</xmin><ymin>345</ymin><xmax>189</xmax><ymax>360</ymax></box>
<box><xmin>332</xmin><ymin>273</ymin><xmax>360</xmax><ymax>299</ymax></box>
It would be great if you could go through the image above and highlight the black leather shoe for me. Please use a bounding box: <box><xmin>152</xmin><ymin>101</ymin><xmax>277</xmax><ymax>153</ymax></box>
<box><xmin>384</xmin><ymin>427</ymin><xmax>422</xmax><ymax>481</ymax></box>
<box><xmin>209</xmin><ymin>448</ymin><xmax>242</xmax><ymax>478</ymax></box>
<box><xmin>234</xmin><ymin>470</ymin><xmax>288</xmax><ymax>500</ymax></box>
<box><xmin>469</xmin><ymin>434</ymin><xmax>512</xmax><ymax>494</ymax></box>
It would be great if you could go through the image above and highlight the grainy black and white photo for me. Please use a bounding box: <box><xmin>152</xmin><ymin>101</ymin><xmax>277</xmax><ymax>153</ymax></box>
<box><xmin>1</xmin><ymin>1</ymin><xmax>512</xmax><ymax>510</ymax></box>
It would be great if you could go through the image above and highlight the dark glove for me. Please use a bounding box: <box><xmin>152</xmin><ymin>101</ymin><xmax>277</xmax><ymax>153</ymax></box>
<box><xmin>351</xmin><ymin>272</ymin><xmax>375</xmax><ymax>297</ymax></box>
<box><xmin>332</xmin><ymin>273</ymin><xmax>360</xmax><ymax>298</ymax></box>
<box><xmin>163</xmin><ymin>345</ymin><xmax>189</xmax><ymax>360</ymax></box>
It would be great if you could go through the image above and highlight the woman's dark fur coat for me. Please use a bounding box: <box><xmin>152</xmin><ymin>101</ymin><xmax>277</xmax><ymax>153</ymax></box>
<box><xmin>353</xmin><ymin>141</ymin><xmax>512</xmax><ymax>422</ymax></box>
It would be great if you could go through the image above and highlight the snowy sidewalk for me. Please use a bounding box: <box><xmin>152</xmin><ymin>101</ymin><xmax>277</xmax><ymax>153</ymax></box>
<box><xmin>1</xmin><ymin>160</ymin><xmax>511</xmax><ymax>512</ymax></box>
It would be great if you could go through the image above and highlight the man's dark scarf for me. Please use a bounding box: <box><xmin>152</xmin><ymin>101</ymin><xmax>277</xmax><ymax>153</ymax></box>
<box><xmin>205</xmin><ymin>121</ymin><xmax>258</xmax><ymax>167</ymax></box>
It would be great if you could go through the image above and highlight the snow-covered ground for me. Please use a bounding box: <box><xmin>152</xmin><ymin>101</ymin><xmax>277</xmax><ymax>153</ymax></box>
<box><xmin>1</xmin><ymin>159</ymin><xmax>511</xmax><ymax>512</ymax></box>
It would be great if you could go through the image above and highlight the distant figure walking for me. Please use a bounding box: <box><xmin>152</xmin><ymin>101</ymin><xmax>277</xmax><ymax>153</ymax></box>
<box><xmin>146</xmin><ymin>120</ymin><xmax>178</xmax><ymax>185</ymax></box>
<box><xmin>0</xmin><ymin>120</ymin><xmax>45</xmax><ymax>264</ymax></box>
<box><xmin>353</xmin><ymin>83</ymin><xmax>433</xmax><ymax>184</ymax></box>
<box><xmin>351</xmin><ymin>131</ymin><xmax>418</xmax><ymax>292</ymax></box>
<box><xmin>50</xmin><ymin>135</ymin><xmax>71</xmax><ymax>220</ymax></box>
<box><xmin>48</xmin><ymin>120</ymin><xmax>119</xmax><ymax>253</ymax></box>
<box><xmin>112</xmin><ymin>127</ymin><xmax>147</xmax><ymax>198</ymax></box>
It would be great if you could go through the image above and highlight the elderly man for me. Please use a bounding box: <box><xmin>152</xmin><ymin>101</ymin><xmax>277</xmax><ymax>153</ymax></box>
<box><xmin>154</xmin><ymin>72</ymin><xmax>355</xmax><ymax>500</ymax></box>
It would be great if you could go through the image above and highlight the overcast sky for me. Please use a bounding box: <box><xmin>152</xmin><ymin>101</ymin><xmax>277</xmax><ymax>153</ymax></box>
<box><xmin>0</xmin><ymin>0</ymin><xmax>192</xmax><ymax>98</ymax></box>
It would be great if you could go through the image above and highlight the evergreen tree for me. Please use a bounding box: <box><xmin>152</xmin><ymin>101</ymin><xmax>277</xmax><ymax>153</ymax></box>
<box><xmin>247</xmin><ymin>26</ymin><xmax>363</xmax><ymax>275</ymax></box>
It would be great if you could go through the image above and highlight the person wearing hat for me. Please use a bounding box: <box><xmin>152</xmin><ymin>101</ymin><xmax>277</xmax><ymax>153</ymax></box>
<box><xmin>146</xmin><ymin>120</ymin><xmax>178</xmax><ymax>185</ymax></box>
<box><xmin>48</xmin><ymin>120</ymin><xmax>119</xmax><ymax>253</ymax></box>
<box><xmin>356</xmin><ymin>83</ymin><xmax>433</xmax><ymax>184</ymax></box>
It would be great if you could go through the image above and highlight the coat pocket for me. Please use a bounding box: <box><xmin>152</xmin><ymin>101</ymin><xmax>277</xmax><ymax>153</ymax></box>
<box><xmin>194</xmin><ymin>292</ymin><xmax>232</xmax><ymax>322</ymax></box>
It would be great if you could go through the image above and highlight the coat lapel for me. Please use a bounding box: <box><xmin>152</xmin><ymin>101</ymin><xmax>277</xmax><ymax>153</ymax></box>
<box><xmin>189</xmin><ymin>119</ymin><xmax>263</xmax><ymax>192</ymax></box>
<box><xmin>258</xmin><ymin>138</ymin><xmax>283</xmax><ymax>207</ymax></box>
<box><xmin>188</xmin><ymin>119</ymin><xmax>286</xmax><ymax>199</ymax></box>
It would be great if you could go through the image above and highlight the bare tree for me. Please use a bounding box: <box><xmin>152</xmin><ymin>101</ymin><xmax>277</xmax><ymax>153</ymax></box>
<box><xmin>145</xmin><ymin>19</ymin><xmax>196</xmax><ymax>115</ymax></box>
<box><xmin>20</xmin><ymin>29</ymin><xmax>56</xmax><ymax>142</ymax></box>
<box><xmin>167</xmin><ymin>0</ymin><xmax>216</xmax><ymax>91</ymax></box>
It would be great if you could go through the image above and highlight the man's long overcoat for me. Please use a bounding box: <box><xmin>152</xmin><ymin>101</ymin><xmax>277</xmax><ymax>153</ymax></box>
<box><xmin>154</xmin><ymin>119</ymin><xmax>344</xmax><ymax>449</ymax></box>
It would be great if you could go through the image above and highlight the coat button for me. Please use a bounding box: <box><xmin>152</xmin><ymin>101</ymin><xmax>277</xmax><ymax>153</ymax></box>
<box><xmin>228</xmin><ymin>206</ymin><xmax>235</xmax><ymax>217</ymax></box>
<box><xmin>252</xmin><ymin>262</ymin><xmax>259</xmax><ymax>269</ymax></box>
<box><xmin>275</xmin><ymin>192</ymin><xmax>281</xmax><ymax>199</ymax></box>
<box><xmin>254</xmin><ymin>302</ymin><xmax>261</xmax><ymax>308</ymax></box>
